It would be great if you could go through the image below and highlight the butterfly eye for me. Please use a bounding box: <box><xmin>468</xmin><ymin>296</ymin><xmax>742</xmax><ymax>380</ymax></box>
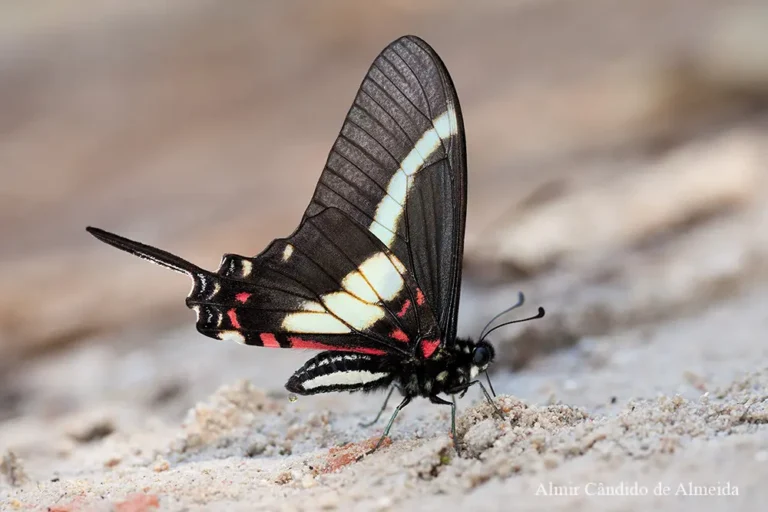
<box><xmin>472</xmin><ymin>346</ymin><xmax>491</xmax><ymax>367</ymax></box>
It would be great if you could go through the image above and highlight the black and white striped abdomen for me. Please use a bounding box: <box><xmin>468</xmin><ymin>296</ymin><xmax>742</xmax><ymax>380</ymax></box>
<box><xmin>286</xmin><ymin>351</ymin><xmax>394</xmax><ymax>395</ymax></box>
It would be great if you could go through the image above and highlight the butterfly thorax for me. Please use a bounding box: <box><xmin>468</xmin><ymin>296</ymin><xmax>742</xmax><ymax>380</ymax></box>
<box><xmin>397</xmin><ymin>337</ymin><xmax>495</xmax><ymax>398</ymax></box>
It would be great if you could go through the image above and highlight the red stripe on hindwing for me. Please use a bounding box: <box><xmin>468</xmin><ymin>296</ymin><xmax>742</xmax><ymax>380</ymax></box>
<box><xmin>288</xmin><ymin>337</ymin><xmax>386</xmax><ymax>356</ymax></box>
<box><xmin>227</xmin><ymin>309</ymin><xmax>241</xmax><ymax>329</ymax></box>
<box><xmin>416</xmin><ymin>289</ymin><xmax>426</xmax><ymax>306</ymax></box>
<box><xmin>259</xmin><ymin>333</ymin><xmax>280</xmax><ymax>348</ymax></box>
<box><xmin>389</xmin><ymin>328</ymin><xmax>409</xmax><ymax>343</ymax></box>
<box><xmin>421</xmin><ymin>339</ymin><xmax>440</xmax><ymax>358</ymax></box>
<box><xmin>235</xmin><ymin>292</ymin><xmax>251</xmax><ymax>303</ymax></box>
<box><xmin>396</xmin><ymin>299</ymin><xmax>411</xmax><ymax>318</ymax></box>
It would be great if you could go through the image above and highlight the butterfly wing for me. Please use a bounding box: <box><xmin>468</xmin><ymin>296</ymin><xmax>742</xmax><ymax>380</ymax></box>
<box><xmin>303</xmin><ymin>35</ymin><xmax>467</xmax><ymax>345</ymax></box>
<box><xmin>86</xmin><ymin>36</ymin><xmax>465</xmax><ymax>360</ymax></box>
<box><xmin>87</xmin><ymin>208</ymin><xmax>437</xmax><ymax>357</ymax></box>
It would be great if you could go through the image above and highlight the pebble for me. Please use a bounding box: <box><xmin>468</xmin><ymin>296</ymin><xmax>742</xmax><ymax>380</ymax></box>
<box><xmin>301</xmin><ymin>474</ymin><xmax>316</xmax><ymax>488</ymax></box>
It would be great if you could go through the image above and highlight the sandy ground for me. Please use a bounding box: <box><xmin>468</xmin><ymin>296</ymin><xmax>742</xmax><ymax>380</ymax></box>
<box><xmin>1</xmin><ymin>284</ymin><xmax>767</xmax><ymax>511</ymax></box>
<box><xmin>2</xmin><ymin>1</ymin><xmax>768</xmax><ymax>511</ymax></box>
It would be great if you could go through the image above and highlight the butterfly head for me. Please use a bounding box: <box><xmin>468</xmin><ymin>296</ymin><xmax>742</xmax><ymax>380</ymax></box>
<box><xmin>470</xmin><ymin>339</ymin><xmax>495</xmax><ymax>377</ymax></box>
<box><xmin>440</xmin><ymin>337</ymin><xmax>496</xmax><ymax>393</ymax></box>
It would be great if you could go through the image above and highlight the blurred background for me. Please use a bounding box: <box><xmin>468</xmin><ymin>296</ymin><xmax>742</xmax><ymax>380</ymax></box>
<box><xmin>2</xmin><ymin>0</ymin><xmax>768</xmax><ymax>488</ymax></box>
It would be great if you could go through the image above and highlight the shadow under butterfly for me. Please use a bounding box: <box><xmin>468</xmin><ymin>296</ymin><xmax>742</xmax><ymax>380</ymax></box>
<box><xmin>87</xmin><ymin>35</ymin><xmax>544</xmax><ymax>455</ymax></box>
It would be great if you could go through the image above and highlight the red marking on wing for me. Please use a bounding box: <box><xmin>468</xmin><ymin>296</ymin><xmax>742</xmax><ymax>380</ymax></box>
<box><xmin>288</xmin><ymin>337</ymin><xmax>386</xmax><ymax>356</ymax></box>
<box><xmin>389</xmin><ymin>328</ymin><xmax>409</xmax><ymax>343</ymax></box>
<box><xmin>260</xmin><ymin>333</ymin><xmax>280</xmax><ymax>348</ymax></box>
<box><xmin>416</xmin><ymin>288</ymin><xmax>426</xmax><ymax>306</ymax></box>
<box><xmin>235</xmin><ymin>292</ymin><xmax>251</xmax><ymax>304</ymax></box>
<box><xmin>396</xmin><ymin>299</ymin><xmax>411</xmax><ymax>318</ymax></box>
<box><xmin>421</xmin><ymin>338</ymin><xmax>440</xmax><ymax>358</ymax></box>
<box><xmin>227</xmin><ymin>309</ymin><xmax>241</xmax><ymax>329</ymax></box>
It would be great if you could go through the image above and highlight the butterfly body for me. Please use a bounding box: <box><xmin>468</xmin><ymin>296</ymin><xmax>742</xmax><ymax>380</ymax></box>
<box><xmin>285</xmin><ymin>336</ymin><xmax>494</xmax><ymax>399</ymax></box>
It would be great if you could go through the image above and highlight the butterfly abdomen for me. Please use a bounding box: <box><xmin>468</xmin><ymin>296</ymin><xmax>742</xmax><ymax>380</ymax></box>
<box><xmin>286</xmin><ymin>351</ymin><xmax>394</xmax><ymax>395</ymax></box>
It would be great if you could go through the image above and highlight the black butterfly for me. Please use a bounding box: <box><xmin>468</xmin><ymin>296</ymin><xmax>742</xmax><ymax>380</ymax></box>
<box><xmin>87</xmin><ymin>36</ymin><xmax>544</xmax><ymax>453</ymax></box>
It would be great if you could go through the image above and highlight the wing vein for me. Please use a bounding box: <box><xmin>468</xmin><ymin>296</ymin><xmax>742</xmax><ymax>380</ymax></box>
<box><xmin>360</xmin><ymin>86</ymin><xmax>417</xmax><ymax>148</ymax></box>
<box><xmin>307</xmin><ymin>215</ymin><xmax>410</xmax><ymax>335</ymax></box>
<box><xmin>390</xmin><ymin>45</ymin><xmax>433</xmax><ymax>121</ymax></box>
<box><xmin>324</xmin><ymin>157</ymin><xmax>386</xmax><ymax>203</ymax></box>
<box><xmin>315</xmin><ymin>181</ymin><xmax>398</xmax><ymax>240</ymax></box>
<box><xmin>328</xmin><ymin>152</ymin><xmax>404</xmax><ymax>207</ymax></box>
<box><xmin>285</xmin><ymin>242</ymin><xmax>406</xmax><ymax>353</ymax></box>
<box><xmin>371</xmin><ymin>60</ymin><xmax>430</xmax><ymax>122</ymax></box>
<box><xmin>354</xmin><ymin>94</ymin><xmax>413</xmax><ymax>153</ymax></box>
<box><xmin>345</xmin><ymin>118</ymin><xmax>401</xmax><ymax>169</ymax></box>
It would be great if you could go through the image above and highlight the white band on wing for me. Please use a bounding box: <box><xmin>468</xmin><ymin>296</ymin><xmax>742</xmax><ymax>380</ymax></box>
<box><xmin>369</xmin><ymin>108</ymin><xmax>458</xmax><ymax>248</ymax></box>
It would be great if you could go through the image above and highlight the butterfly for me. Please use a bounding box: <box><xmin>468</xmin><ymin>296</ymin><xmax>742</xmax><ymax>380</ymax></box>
<box><xmin>87</xmin><ymin>35</ymin><xmax>544</xmax><ymax>453</ymax></box>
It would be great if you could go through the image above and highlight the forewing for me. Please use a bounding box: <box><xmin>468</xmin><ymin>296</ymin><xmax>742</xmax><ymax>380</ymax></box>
<box><xmin>303</xmin><ymin>35</ymin><xmax>467</xmax><ymax>344</ymax></box>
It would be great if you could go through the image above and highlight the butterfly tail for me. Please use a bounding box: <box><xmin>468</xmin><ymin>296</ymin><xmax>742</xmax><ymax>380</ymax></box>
<box><xmin>88</xmin><ymin>226</ymin><xmax>252</xmax><ymax>341</ymax></box>
<box><xmin>86</xmin><ymin>226</ymin><xmax>204</xmax><ymax>276</ymax></box>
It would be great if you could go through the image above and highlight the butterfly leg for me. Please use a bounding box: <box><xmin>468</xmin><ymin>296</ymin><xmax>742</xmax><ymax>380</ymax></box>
<box><xmin>365</xmin><ymin>395</ymin><xmax>411</xmax><ymax>455</ymax></box>
<box><xmin>359</xmin><ymin>385</ymin><xmax>396</xmax><ymax>427</ymax></box>
<box><xmin>485</xmin><ymin>371</ymin><xmax>497</xmax><ymax>398</ymax></box>
<box><xmin>449</xmin><ymin>381</ymin><xmax>505</xmax><ymax>421</ymax></box>
<box><xmin>472</xmin><ymin>380</ymin><xmax>505</xmax><ymax>421</ymax></box>
<box><xmin>429</xmin><ymin>395</ymin><xmax>458</xmax><ymax>453</ymax></box>
<box><xmin>473</xmin><ymin>380</ymin><xmax>495</xmax><ymax>405</ymax></box>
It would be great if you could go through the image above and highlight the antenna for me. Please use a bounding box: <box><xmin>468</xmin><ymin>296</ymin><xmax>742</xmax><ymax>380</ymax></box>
<box><xmin>479</xmin><ymin>307</ymin><xmax>545</xmax><ymax>342</ymax></box>
<box><xmin>478</xmin><ymin>291</ymin><xmax>525</xmax><ymax>340</ymax></box>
